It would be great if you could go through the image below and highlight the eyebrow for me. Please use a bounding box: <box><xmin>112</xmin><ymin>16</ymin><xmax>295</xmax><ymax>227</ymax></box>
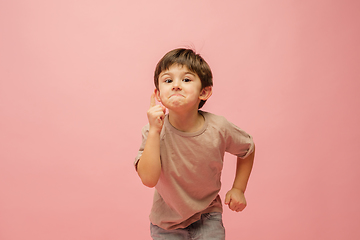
<box><xmin>160</xmin><ymin>72</ymin><xmax>170</xmax><ymax>78</ymax></box>
<box><xmin>160</xmin><ymin>71</ymin><xmax>196</xmax><ymax>78</ymax></box>
<box><xmin>184</xmin><ymin>72</ymin><xmax>196</xmax><ymax>76</ymax></box>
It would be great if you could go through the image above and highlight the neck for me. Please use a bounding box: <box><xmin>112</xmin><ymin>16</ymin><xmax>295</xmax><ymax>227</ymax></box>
<box><xmin>168</xmin><ymin>109</ymin><xmax>204</xmax><ymax>132</ymax></box>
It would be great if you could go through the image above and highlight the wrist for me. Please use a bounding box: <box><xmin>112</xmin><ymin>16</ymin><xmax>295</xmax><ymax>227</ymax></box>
<box><xmin>232</xmin><ymin>186</ymin><xmax>245</xmax><ymax>193</ymax></box>
<box><xmin>148</xmin><ymin>127</ymin><xmax>161</xmax><ymax>135</ymax></box>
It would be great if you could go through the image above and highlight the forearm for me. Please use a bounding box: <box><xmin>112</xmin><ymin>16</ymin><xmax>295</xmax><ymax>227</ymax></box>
<box><xmin>232</xmin><ymin>148</ymin><xmax>255</xmax><ymax>192</ymax></box>
<box><xmin>137</xmin><ymin>129</ymin><xmax>162</xmax><ymax>188</ymax></box>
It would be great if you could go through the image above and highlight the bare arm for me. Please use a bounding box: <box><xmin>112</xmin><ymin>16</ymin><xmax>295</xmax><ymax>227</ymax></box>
<box><xmin>136</xmin><ymin>91</ymin><xmax>166</xmax><ymax>188</ymax></box>
<box><xmin>232</xmin><ymin>147</ymin><xmax>255</xmax><ymax>192</ymax></box>
<box><xmin>225</xmin><ymin>146</ymin><xmax>255</xmax><ymax>212</ymax></box>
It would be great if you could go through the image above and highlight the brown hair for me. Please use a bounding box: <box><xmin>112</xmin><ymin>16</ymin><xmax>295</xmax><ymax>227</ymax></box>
<box><xmin>154</xmin><ymin>48</ymin><xmax>213</xmax><ymax>109</ymax></box>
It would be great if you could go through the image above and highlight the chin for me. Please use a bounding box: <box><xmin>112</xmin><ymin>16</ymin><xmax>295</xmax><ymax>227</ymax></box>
<box><xmin>166</xmin><ymin>103</ymin><xmax>185</xmax><ymax>111</ymax></box>
<box><xmin>167</xmin><ymin>99</ymin><xmax>183</xmax><ymax>106</ymax></box>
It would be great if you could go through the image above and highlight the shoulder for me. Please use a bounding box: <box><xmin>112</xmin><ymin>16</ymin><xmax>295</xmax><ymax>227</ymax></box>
<box><xmin>200</xmin><ymin>111</ymin><xmax>234</xmax><ymax>139</ymax></box>
<box><xmin>202</xmin><ymin>111</ymin><xmax>226</xmax><ymax>122</ymax></box>
<box><xmin>202</xmin><ymin>111</ymin><xmax>251</xmax><ymax>137</ymax></box>
<box><xmin>140</xmin><ymin>122</ymin><xmax>166</xmax><ymax>140</ymax></box>
<box><xmin>141</xmin><ymin>123</ymin><xmax>150</xmax><ymax>134</ymax></box>
<box><xmin>202</xmin><ymin>111</ymin><xmax>232</xmax><ymax>129</ymax></box>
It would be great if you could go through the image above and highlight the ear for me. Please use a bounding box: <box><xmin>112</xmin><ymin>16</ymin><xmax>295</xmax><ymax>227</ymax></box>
<box><xmin>199</xmin><ymin>86</ymin><xmax>212</xmax><ymax>101</ymax></box>
<box><xmin>154</xmin><ymin>88</ymin><xmax>161</xmax><ymax>102</ymax></box>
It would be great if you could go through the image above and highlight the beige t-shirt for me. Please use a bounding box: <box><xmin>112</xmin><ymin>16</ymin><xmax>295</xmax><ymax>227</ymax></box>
<box><xmin>135</xmin><ymin>111</ymin><xmax>254</xmax><ymax>230</ymax></box>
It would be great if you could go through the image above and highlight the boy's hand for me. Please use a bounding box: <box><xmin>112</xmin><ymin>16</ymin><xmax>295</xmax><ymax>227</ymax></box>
<box><xmin>225</xmin><ymin>188</ymin><xmax>247</xmax><ymax>212</ymax></box>
<box><xmin>147</xmin><ymin>91</ymin><xmax>166</xmax><ymax>133</ymax></box>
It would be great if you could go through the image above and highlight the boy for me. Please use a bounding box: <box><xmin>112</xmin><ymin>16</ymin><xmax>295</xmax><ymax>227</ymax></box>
<box><xmin>135</xmin><ymin>48</ymin><xmax>255</xmax><ymax>240</ymax></box>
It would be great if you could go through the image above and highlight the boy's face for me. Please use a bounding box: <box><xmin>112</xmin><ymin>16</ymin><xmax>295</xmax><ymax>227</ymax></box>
<box><xmin>155</xmin><ymin>64</ymin><xmax>212</xmax><ymax>112</ymax></box>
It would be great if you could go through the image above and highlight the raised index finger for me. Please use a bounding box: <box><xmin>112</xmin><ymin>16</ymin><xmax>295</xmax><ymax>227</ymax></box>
<box><xmin>150</xmin><ymin>92</ymin><xmax>156</xmax><ymax>107</ymax></box>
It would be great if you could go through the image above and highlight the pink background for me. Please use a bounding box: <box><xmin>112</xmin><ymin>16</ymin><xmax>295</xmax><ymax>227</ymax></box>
<box><xmin>1</xmin><ymin>0</ymin><xmax>360</xmax><ymax>239</ymax></box>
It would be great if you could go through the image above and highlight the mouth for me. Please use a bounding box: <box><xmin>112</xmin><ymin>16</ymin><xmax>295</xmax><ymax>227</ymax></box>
<box><xmin>169</xmin><ymin>94</ymin><xmax>184</xmax><ymax>98</ymax></box>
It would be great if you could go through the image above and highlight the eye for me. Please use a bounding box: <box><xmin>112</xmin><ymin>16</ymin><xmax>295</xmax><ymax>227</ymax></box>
<box><xmin>183</xmin><ymin>78</ymin><xmax>191</xmax><ymax>82</ymax></box>
<box><xmin>165</xmin><ymin>79</ymin><xmax>172</xmax><ymax>83</ymax></box>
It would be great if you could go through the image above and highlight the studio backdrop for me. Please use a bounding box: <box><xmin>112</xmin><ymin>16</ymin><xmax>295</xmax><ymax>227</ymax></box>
<box><xmin>1</xmin><ymin>0</ymin><xmax>359</xmax><ymax>239</ymax></box>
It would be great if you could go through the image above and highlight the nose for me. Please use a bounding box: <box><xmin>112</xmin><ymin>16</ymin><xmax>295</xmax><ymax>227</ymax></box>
<box><xmin>172</xmin><ymin>79</ymin><xmax>181</xmax><ymax>90</ymax></box>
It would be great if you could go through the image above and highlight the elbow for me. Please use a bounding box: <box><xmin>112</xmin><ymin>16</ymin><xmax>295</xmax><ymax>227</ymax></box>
<box><xmin>138</xmin><ymin>168</ymin><xmax>159</xmax><ymax>188</ymax></box>
<box><xmin>141</xmin><ymin>177</ymin><xmax>158</xmax><ymax>188</ymax></box>
<box><xmin>136</xmin><ymin>159</ymin><xmax>160</xmax><ymax>188</ymax></box>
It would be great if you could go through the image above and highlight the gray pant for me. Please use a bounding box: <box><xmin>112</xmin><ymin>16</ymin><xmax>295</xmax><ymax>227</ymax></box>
<box><xmin>150</xmin><ymin>212</ymin><xmax>225</xmax><ymax>240</ymax></box>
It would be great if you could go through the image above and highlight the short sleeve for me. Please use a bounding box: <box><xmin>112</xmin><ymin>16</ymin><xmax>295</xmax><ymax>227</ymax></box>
<box><xmin>224</xmin><ymin>119</ymin><xmax>254</xmax><ymax>159</ymax></box>
<box><xmin>134</xmin><ymin>124</ymin><xmax>150</xmax><ymax>169</ymax></box>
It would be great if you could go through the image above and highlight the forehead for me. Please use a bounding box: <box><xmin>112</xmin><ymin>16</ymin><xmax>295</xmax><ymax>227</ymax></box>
<box><xmin>160</xmin><ymin>64</ymin><xmax>196</xmax><ymax>77</ymax></box>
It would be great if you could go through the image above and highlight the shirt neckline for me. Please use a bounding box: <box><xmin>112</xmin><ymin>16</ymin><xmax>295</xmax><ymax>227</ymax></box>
<box><xmin>164</xmin><ymin>111</ymin><xmax>208</xmax><ymax>137</ymax></box>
